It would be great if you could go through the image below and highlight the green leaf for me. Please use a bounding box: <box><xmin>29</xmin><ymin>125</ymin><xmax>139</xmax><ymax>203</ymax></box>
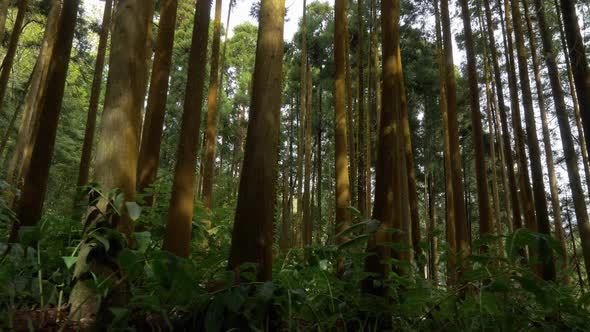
<box><xmin>118</xmin><ymin>249</ymin><xmax>142</xmax><ymax>279</ymax></box>
<box><xmin>125</xmin><ymin>202</ymin><xmax>142</xmax><ymax>221</ymax></box>
<box><xmin>62</xmin><ymin>256</ymin><xmax>77</xmax><ymax>270</ymax></box>
<box><xmin>337</xmin><ymin>234</ymin><xmax>372</xmax><ymax>251</ymax></box>
<box><xmin>92</xmin><ymin>233</ymin><xmax>110</xmax><ymax>252</ymax></box>
<box><xmin>110</xmin><ymin>307</ymin><xmax>129</xmax><ymax>324</ymax></box>
<box><xmin>134</xmin><ymin>231</ymin><xmax>151</xmax><ymax>254</ymax></box>
<box><xmin>205</xmin><ymin>295</ymin><xmax>225</xmax><ymax>332</ymax></box>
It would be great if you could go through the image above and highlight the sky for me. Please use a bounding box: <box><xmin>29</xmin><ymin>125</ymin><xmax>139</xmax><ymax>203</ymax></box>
<box><xmin>82</xmin><ymin>0</ymin><xmax>336</xmax><ymax>42</ymax></box>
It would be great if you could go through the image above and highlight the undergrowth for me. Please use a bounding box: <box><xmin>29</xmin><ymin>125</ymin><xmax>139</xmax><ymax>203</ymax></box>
<box><xmin>0</xmin><ymin>181</ymin><xmax>589</xmax><ymax>331</ymax></box>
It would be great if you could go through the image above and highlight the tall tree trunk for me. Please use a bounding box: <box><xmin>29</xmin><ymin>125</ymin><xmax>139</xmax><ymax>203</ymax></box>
<box><xmin>0</xmin><ymin>0</ymin><xmax>10</xmax><ymax>43</ymax></box>
<box><xmin>303</xmin><ymin>68</ymin><xmax>313</xmax><ymax>245</ymax></box>
<box><xmin>0</xmin><ymin>0</ymin><xmax>28</xmax><ymax>118</ymax></box>
<box><xmin>162</xmin><ymin>0</ymin><xmax>212</xmax><ymax>258</ymax></box>
<box><xmin>227</xmin><ymin>0</ymin><xmax>285</xmax><ymax>281</ymax></box>
<box><xmin>12</xmin><ymin>0</ymin><xmax>78</xmax><ymax>236</ymax></box>
<box><xmin>136</xmin><ymin>0</ymin><xmax>179</xmax><ymax>202</ymax></box>
<box><xmin>522</xmin><ymin>0</ymin><xmax>566</xmax><ymax>277</ymax></box>
<box><xmin>534</xmin><ymin>0</ymin><xmax>590</xmax><ymax>281</ymax></box>
<box><xmin>402</xmin><ymin>83</ymin><xmax>422</xmax><ymax>274</ymax></box>
<box><xmin>511</xmin><ymin>0</ymin><xmax>556</xmax><ymax>280</ymax></box>
<box><xmin>427</xmin><ymin>171</ymin><xmax>438</xmax><ymax>283</ymax></box>
<box><xmin>458</xmin><ymin>0</ymin><xmax>493</xmax><ymax>245</ymax></box>
<box><xmin>356</xmin><ymin>0</ymin><xmax>367</xmax><ymax>217</ymax></box>
<box><xmin>559</xmin><ymin>0</ymin><xmax>590</xmax><ymax>156</ymax></box>
<box><xmin>334</xmin><ymin>0</ymin><xmax>352</xmax><ymax>277</ymax></box>
<box><xmin>480</xmin><ymin>13</ymin><xmax>502</xmax><ymax>253</ymax></box>
<box><xmin>7</xmin><ymin>1</ymin><xmax>61</xmax><ymax>187</ymax></box>
<box><xmin>317</xmin><ymin>89</ymin><xmax>322</xmax><ymax>241</ymax></box>
<box><xmin>281</xmin><ymin>159</ymin><xmax>290</xmax><ymax>251</ymax></box>
<box><xmin>366</xmin><ymin>0</ymin><xmax>374</xmax><ymax>217</ymax></box>
<box><xmin>372</xmin><ymin>0</ymin><xmax>381</xmax><ymax>140</ymax></box>
<box><xmin>202</xmin><ymin>0</ymin><xmax>223</xmax><ymax>209</ymax></box>
<box><xmin>555</xmin><ymin>0</ymin><xmax>590</xmax><ymax>197</ymax></box>
<box><xmin>0</xmin><ymin>71</ymin><xmax>32</xmax><ymax>157</ymax></box>
<box><xmin>441</xmin><ymin>0</ymin><xmax>469</xmax><ymax>276</ymax></box>
<box><xmin>565</xmin><ymin>199</ymin><xmax>587</xmax><ymax>291</ymax></box>
<box><xmin>434</xmin><ymin>0</ymin><xmax>456</xmax><ymax>284</ymax></box>
<box><xmin>483</xmin><ymin>0</ymin><xmax>519</xmax><ymax>231</ymax></box>
<box><xmin>295</xmin><ymin>0</ymin><xmax>307</xmax><ymax>249</ymax></box>
<box><xmin>76</xmin><ymin>0</ymin><xmax>113</xmax><ymax>189</ymax></box>
<box><xmin>344</xmin><ymin>16</ymin><xmax>356</xmax><ymax>205</ymax></box>
<box><xmin>364</xmin><ymin>0</ymin><xmax>409</xmax><ymax>295</ymax></box>
<box><xmin>500</xmin><ymin>0</ymin><xmax>535</xmax><ymax>232</ymax></box>
<box><xmin>69</xmin><ymin>0</ymin><xmax>152</xmax><ymax>321</ymax></box>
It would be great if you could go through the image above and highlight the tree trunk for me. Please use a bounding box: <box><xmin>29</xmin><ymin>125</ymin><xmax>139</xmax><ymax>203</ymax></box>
<box><xmin>483</xmin><ymin>0</ymin><xmax>519</xmax><ymax>231</ymax></box>
<box><xmin>428</xmin><ymin>171</ymin><xmax>438</xmax><ymax>283</ymax></box>
<box><xmin>344</xmin><ymin>14</ymin><xmax>356</xmax><ymax>205</ymax></box>
<box><xmin>500</xmin><ymin>0</ymin><xmax>535</xmax><ymax>232</ymax></box>
<box><xmin>401</xmin><ymin>82</ymin><xmax>422</xmax><ymax>274</ymax></box>
<box><xmin>77</xmin><ymin>0</ymin><xmax>113</xmax><ymax>189</ymax></box>
<box><xmin>441</xmin><ymin>0</ymin><xmax>469</xmax><ymax>276</ymax></box>
<box><xmin>227</xmin><ymin>0</ymin><xmax>285</xmax><ymax>281</ymax></box>
<box><xmin>0</xmin><ymin>71</ymin><xmax>33</xmax><ymax>158</ymax></box>
<box><xmin>511</xmin><ymin>0</ymin><xmax>556</xmax><ymax>280</ymax></box>
<box><xmin>372</xmin><ymin>0</ymin><xmax>381</xmax><ymax>141</ymax></box>
<box><xmin>334</xmin><ymin>0</ymin><xmax>352</xmax><ymax>277</ymax></box>
<box><xmin>559</xmin><ymin>0</ymin><xmax>590</xmax><ymax>156</ymax></box>
<box><xmin>303</xmin><ymin>68</ymin><xmax>313</xmax><ymax>245</ymax></box>
<box><xmin>0</xmin><ymin>0</ymin><xmax>28</xmax><ymax>118</ymax></box>
<box><xmin>356</xmin><ymin>0</ymin><xmax>367</xmax><ymax>217</ymax></box>
<box><xmin>69</xmin><ymin>0</ymin><xmax>152</xmax><ymax>322</ymax></box>
<box><xmin>162</xmin><ymin>0</ymin><xmax>212</xmax><ymax>258</ymax></box>
<box><xmin>202</xmin><ymin>0</ymin><xmax>223</xmax><ymax>209</ymax></box>
<box><xmin>458</xmin><ymin>0</ymin><xmax>493</xmax><ymax>245</ymax></box>
<box><xmin>317</xmin><ymin>89</ymin><xmax>322</xmax><ymax>241</ymax></box>
<box><xmin>434</xmin><ymin>0</ymin><xmax>456</xmax><ymax>284</ymax></box>
<box><xmin>555</xmin><ymin>0</ymin><xmax>590</xmax><ymax>198</ymax></box>
<box><xmin>12</xmin><ymin>0</ymin><xmax>78</xmax><ymax>236</ymax></box>
<box><xmin>479</xmin><ymin>11</ymin><xmax>502</xmax><ymax>254</ymax></box>
<box><xmin>136</xmin><ymin>0</ymin><xmax>179</xmax><ymax>201</ymax></box>
<box><xmin>7</xmin><ymin>0</ymin><xmax>61</xmax><ymax>187</ymax></box>
<box><xmin>565</xmin><ymin>199</ymin><xmax>587</xmax><ymax>291</ymax></box>
<box><xmin>535</xmin><ymin>0</ymin><xmax>590</xmax><ymax>281</ymax></box>
<box><xmin>295</xmin><ymin>0</ymin><xmax>307</xmax><ymax>249</ymax></box>
<box><xmin>364</xmin><ymin>0</ymin><xmax>409</xmax><ymax>295</ymax></box>
<box><xmin>0</xmin><ymin>0</ymin><xmax>10</xmax><ymax>43</ymax></box>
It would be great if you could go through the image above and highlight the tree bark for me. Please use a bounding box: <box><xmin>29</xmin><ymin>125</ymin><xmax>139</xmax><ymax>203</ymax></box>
<box><xmin>334</xmin><ymin>0</ymin><xmax>352</xmax><ymax>277</ymax></box>
<box><xmin>483</xmin><ymin>0</ymin><xmax>519</xmax><ymax>231</ymax></box>
<box><xmin>559</xmin><ymin>0</ymin><xmax>590</xmax><ymax>156</ymax></box>
<box><xmin>364</xmin><ymin>0</ymin><xmax>409</xmax><ymax>295</ymax></box>
<box><xmin>303</xmin><ymin>68</ymin><xmax>313</xmax><ymax>245</ymax></box>
<box><xmin>136</xmin><ymin>0</ymin><xmax>179</xmax><ymax>201</ymax></box>
<box><xmin>77</xmin><ymin>0</ymin><xmax>113</xmax><ymax>189</ymax></box>
<box><xmin>458</xmin><ymin>0</ymin><xmax>493</xmax><ymax>244</ymax></box>
<box><xmin>70</xmin><ymin>0</ymin><xmax>152</xmax><ymax>321</ymax></box>
<box><xmin>356</xmin><ymin>0</ymin><xmax>367</xmax><ymax>217</ymax></box>
<box><xmin>0</xmin><ymin>0</ymin><xmax>10</xmax><ymax>43</ymax></box>
<box><xmin>427</xmin><ymin>171</ymin><xmax>438</xmax><ymax>283</ymax></box>
<box><xmin>202</xmin><ymin>0</ymin><xmax>223</xmax><ymax>209</ymax></box>
<box><xmin>0</xmin><ymin>0</ymin><xmax>28</xmax><ymax>118</ymax></box>
<box><xmin>441</xmin><ymin>0</ymin><xmax>469</xmax><ymax>275</ymax></box>
<box><xmin>7</xmin><ymin>0</ymin><xmax>61</xmax><ymax>187</ymax></box>
<box><xmin>12</xmin><ymin>0</ymin><xmax>78</xmax><ymax>235</ymax></box>
<box><xmin>227</xmin><ymin>0</ymin><xmax>285</xmax><ymax>281</ymax></box>
<box><xmin>162</xmin><ymin>0</ymin><xmax>212</xmax><ymax>258</ymax></box>
<box><xmin>500</xmin><ymin>0</ymin><xmax>535</xmax><ymax>232</ymax></box>
<box><xmin>555</xmin><ymin>0</ymin><xmax>590</xmax><ymax>198</ymax></box>
<box><xmin>534</xmin><ymin>0</ymin><xmax>590</xmax><ymax>281</ymax></box>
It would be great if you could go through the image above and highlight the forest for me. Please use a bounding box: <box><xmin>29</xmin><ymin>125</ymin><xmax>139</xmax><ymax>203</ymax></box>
<box><xmin>1</xmin><ymin>0</ymin><xmax>590</xmax><ymax>330</ymax></box>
